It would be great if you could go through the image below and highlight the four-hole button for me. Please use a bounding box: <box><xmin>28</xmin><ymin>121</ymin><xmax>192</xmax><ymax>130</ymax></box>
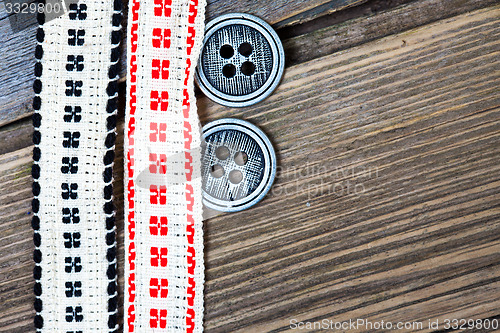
<box><xmin>196</xmin><ymin>13</ymin><xmax>285</xmax><ymax>107</ymax></box>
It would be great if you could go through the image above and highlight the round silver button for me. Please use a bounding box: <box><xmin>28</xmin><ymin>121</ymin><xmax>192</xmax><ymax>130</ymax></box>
<box><xmin>196</xmin><ymin>13</ymin><xmax>285</xmax><ymax>107</ymax></box>
<box><xmin>202</xmin><ymin>118</ymin><xmax>277</xmax><ymax>212</ymax></box>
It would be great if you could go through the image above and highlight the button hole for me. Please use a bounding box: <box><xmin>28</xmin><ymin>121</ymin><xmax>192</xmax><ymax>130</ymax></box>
<box><xmin>222</xmin><ymin>64</ymin><xmax>236</xmax><ymax>78</ymax></box>
<box><xmin>238</xmin><ymin>42</ymin><xmax>253</xmax><ymax>57</ymax></box>
<box><xmin>241</xmin><ymin>61</ymin><xmax>255</xmax><ymax>76</ymax></box>
<box><xmin>210</xmin><ymin>164</ymin><xmax>225</xmax><ymax>178</ymax></box>
<box><xmin>234</xmin><ymin>151</ymin><xmax>248</xmax><ymax>166</ymax></box>
<box><xmin>228</xmin><ymin>169</ymin><xmax>243</xmax><ymax>184</ymax></box>
<box><xmin>220</xmin><ymin>44</ymin><xmax>234</xmax><ymax>59</ymax></box>
<box><xmin>215</xmin><ymin>146</ymin><xmax>230</xmax><ymax>160</ymax></box>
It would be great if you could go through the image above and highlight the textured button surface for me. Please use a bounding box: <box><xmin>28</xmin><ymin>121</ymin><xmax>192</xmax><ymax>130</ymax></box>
<box><xmin>202</xmin><ymin>118</ymin><xmax>277</xmax><ymax>212</ymax></box>
<box><xmin>196</xmin><ymin>13</ymin><xmax>285</xmax><ymax>107</ymax></box>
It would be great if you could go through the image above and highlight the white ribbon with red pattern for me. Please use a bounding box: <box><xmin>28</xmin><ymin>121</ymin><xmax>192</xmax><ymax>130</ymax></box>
<box><xmin>124</xmin><ymin>0</ymin><xmax>205</xmax><ymax>331</ymax></box>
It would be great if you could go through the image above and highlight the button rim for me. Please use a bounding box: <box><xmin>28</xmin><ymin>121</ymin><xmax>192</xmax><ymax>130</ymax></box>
<box><xmin>196</xmin><ymin>13</ymin><xmax>285</xmax><ymax>108</ymax></box>
<box><xmin>202</xmin><ymin>118</ymin><xmax>277</xmax><ymax>212</ymax></box>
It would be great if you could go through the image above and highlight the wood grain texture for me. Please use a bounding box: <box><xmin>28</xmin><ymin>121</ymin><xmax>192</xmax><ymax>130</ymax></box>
<box><xmin>283</xmin><ymin>0</ymin><xmax>500</xmax><ymax>65</ymax></box>
<box><xmin>196</xmin><ymin>6</ymin><xmax>500</xmax><ymax>331</ymax></box>
<box><xmin>205</xmin><ymin>0</ymin><xmax>368</xmax><ymax>28</ymax></box>
<box><xmin>0</xmin><ymin>2</ymin><xmax>500</xmax><ymax>333</ymax></box>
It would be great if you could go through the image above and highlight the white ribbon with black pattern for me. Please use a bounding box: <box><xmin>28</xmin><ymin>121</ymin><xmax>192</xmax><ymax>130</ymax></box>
<box><xmin>32</xmin><ymin>0</ymin><xmax>121</xmax><ymax>331</ymax></box>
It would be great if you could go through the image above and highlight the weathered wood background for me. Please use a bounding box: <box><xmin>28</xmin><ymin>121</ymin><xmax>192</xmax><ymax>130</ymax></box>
<box><xmin>1</xmin><ymin>0</ymin><xmax>499</xmax><ymax>332</ymax></box>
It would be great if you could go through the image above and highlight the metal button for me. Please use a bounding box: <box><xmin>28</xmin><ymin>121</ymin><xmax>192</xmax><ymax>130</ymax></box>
<box><xmin>196</xmin><ymin>13</ymin><xmax>285</xmax><ymax>107</ymax></box>
<box><xmin>202</xmin><ymin>118</ymin><xmax>277</xmax><ymax>212</ymax></box>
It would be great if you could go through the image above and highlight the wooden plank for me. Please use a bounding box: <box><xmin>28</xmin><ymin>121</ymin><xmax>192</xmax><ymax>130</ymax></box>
<box><xmin>0</xmin><ymin>18</ymin><xmax>37</xmax><ymax>129</ymax></box>
<box><xmin>0</xmin><ymin>0</ymin><xmax>493</xmax><ymax>129</ymax></box>
<box><xmin>205</xmin><ymin>0</ymin><xmax>367</xmax><ymax>28</ymax></box>
<box><xmin>0</xmin><ymin>118</ymin><xmax>33</xmax><ymax>155</ymax></box>
<box><xmin>0</xmin><ymin>4</ymin><xmax>499</xmax><ymax>332</ymax></box>
<box><xmin>0</xmin><ymin>0</ymin><xmax>365</xmax><ymax>128</ymax></box>
<box><xmin>283</xmin><ymin>0</ymin><xmax>500</xmax><ymax>65</ymax></box>
<box><xmin>197</xmin><ymin>7</ymin><xmax>500</xmax><ymax>330</ymax></box>
<box><xmin>0</xmin><ymin>1</ymin><xmax>8</xmax><ymax>21</ymax></box>
<box><xmin>0</xmin><ymin>0</ymin><xmax>363</xmax><ymax>29</ymax></box>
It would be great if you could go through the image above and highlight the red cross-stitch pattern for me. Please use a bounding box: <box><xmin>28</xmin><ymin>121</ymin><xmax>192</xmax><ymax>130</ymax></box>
<box><xmin>183</xmin><ymin>2</ymin><xmax>199</xmax><ymax>331</ymax></box>
<box><xmin>127</xmin><ymin>0</ymin><xmax>202</xmax><ymax>331</ymax></box>
<box><xmin>126</xmin><ymin>0</ymin><xmax>139</xmax><ymax>330</ymax></box>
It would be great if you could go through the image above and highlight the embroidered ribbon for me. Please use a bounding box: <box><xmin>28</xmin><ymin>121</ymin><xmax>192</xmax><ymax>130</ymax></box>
<box><xmin>32</xmin><ymin>0</ymin><xmax>122</xmax><ymax>331</ymax></box>
<box><xmin>124</xmin><ymin>0</ymin><xmax>206</xmax><ymax>331</ymax></box>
